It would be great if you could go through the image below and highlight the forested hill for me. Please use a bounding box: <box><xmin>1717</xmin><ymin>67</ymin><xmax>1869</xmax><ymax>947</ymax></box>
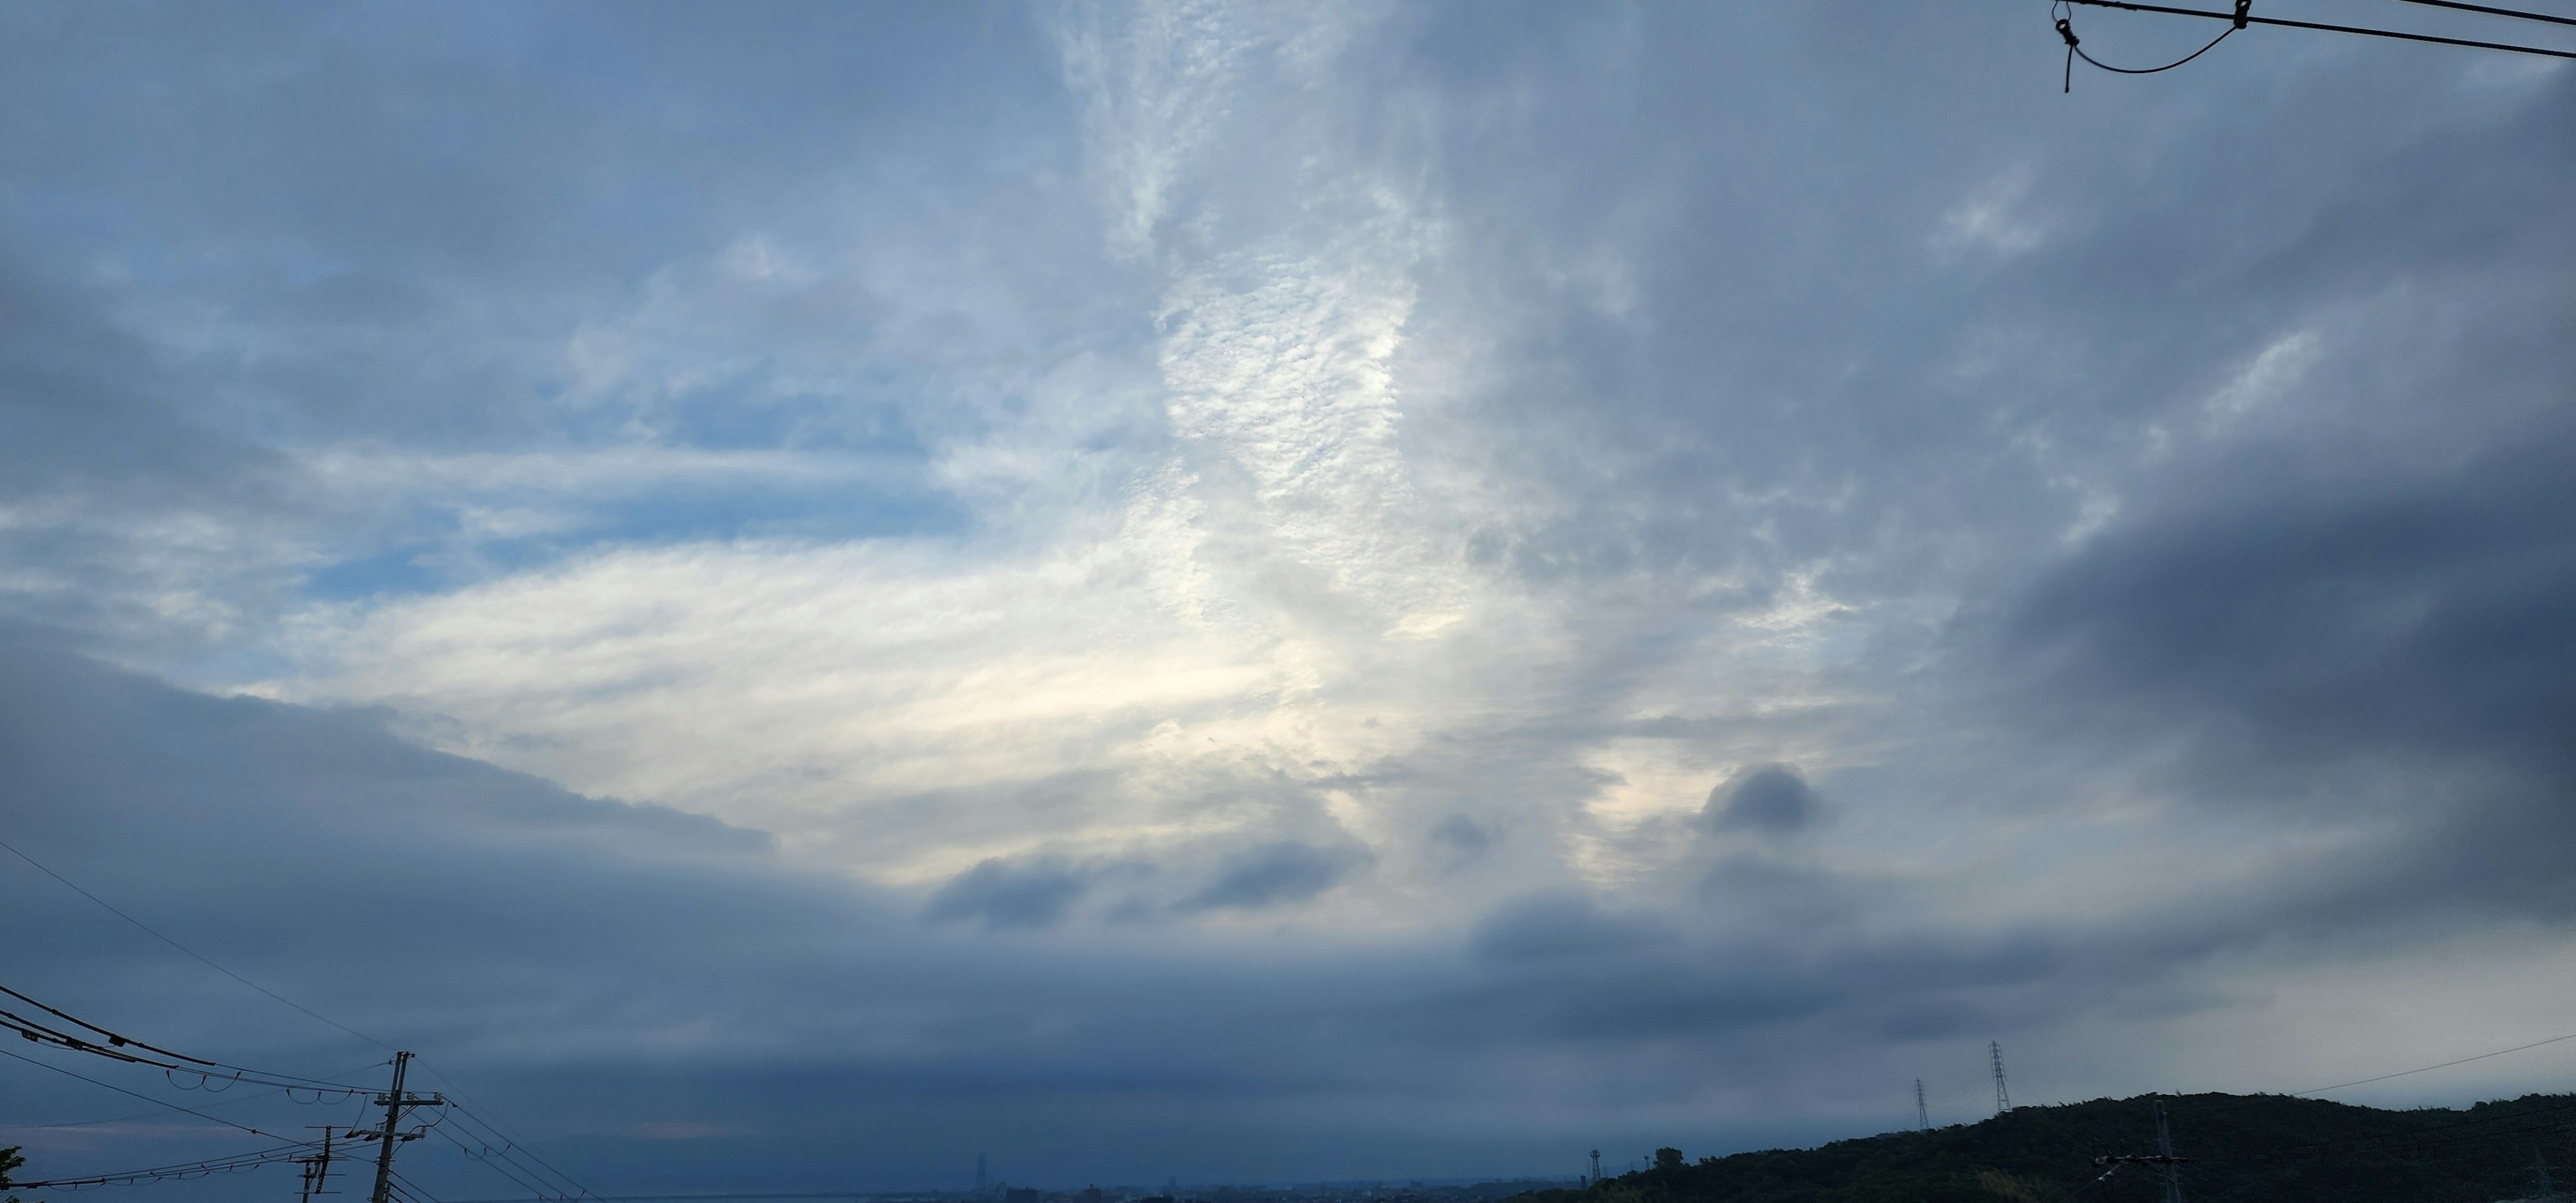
<box><xmin>1515</xmin><ymin>1092</ymin><xmax>2576</xmax><ymax>1203</ymax></box>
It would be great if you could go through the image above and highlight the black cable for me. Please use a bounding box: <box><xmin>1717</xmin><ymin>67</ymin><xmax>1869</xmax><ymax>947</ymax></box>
<box><xmin>2379</xmin><ymin>0</ymin><xmax>2576</xmax><ymax>29</ymax></box>
<box><xmin>0</xmin><ymin>1043</ymin><xmax>288</xmax><ymax>1138</ymax></box>
<box><xmin>2056</xmin><ymin>0</ymin><xmax>2240</xmax><ymax>87</ymax></box>
<box><xmin>0</xmin><ymin>1009</ymin><xmax>375</xmax><ymax>1096</ymax></box>
<box><xmin>431</xmin><ymin>1126</ymin><xmax>569</xmax><ymax>1202</ymax></box>
<box><xmin>392</xmin><ymin>1168</ymin><xmax>451</xmax><ymax>1203</ymax></box>
<box><xmin>2062</xmin><ymin>0</ymin><xmax>2576</xmax><ymax>57</ymax></box>
<box><xmin>438</xmin><ymin>1104</ymin><xmax>594</xmax><ymax>1200</ymax></box>
<box><xmin>10</xmin><ymin>1141</ymin><xmax>322</xmax><ymax>1190</ymax></box>
<box><xmin>0</xmin><ymin>982</ymin><xmax>221</xmax><ymax>1067</ymax></box>
<box><xmin>431</xmin><ymin>1089</ymin><xmax>597</xmax><ymax>1199</ymax></box>
<box><xmin>0</xmin><ymin>1059</ymin><xmax>382</xmax><ymax>1130</ymax></box>
<box><xmin>2292</xmin><ymin>1030</ymin><xmax>2576</xmax><ymax>1096</ymax></box>
<box><xmin>0</xmin><ymin>835</ymin><xmax>392</xmax><ymax>1049</ymax></box>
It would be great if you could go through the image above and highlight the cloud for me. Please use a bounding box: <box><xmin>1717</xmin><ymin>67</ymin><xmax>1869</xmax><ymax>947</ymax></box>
<box><xmin>1703</xmin><ymin>764</ymin><xmax>1819</xmax><ymax>837</ymax></box>
<box><xmin>1181</xmin><ymin>840</ymin><xmax>1369</xmax><ymax>912</ymax></box>
<box><xmin>1468</xmin><ymin>894</ymin><xmax>1669</xmax><ymax>964</ymax></box>
<box><xmin>926</xmin><ymin>856</ymin><xmax>1099</xmax><ymax>929</ymax></box>
<box><xmin>1425</xmin><ymin>813</ymin><xmax>1495</xmax><ymax>868</ymax></box>
<box><xmin>1</xmin><ymin>0</ymin><xmax>2573</xmax><ymax>1190</ymax></box>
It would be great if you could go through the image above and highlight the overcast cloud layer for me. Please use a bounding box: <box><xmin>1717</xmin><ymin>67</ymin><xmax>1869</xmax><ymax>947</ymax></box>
<box><xmin>2</xmin><ymin>0</ymin><xmax>2572</xmax><ymax>1198</ymax></box>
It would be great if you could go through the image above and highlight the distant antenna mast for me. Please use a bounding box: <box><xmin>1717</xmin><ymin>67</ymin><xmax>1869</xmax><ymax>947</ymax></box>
<box><xmin>1989</xmin><ymin>1042</ymin><xmax>2010</xmax><ymax>1114</ymax></box>
<box><xmin>1916</xmin><ymin>1079</ymin><xmax>1929</xmax><ymax>1131</ymax></box>
<box><xmin>1589</xmin><ymin>1149</ymin><xmax>1603</xmax><ymax>1186</ymax></box>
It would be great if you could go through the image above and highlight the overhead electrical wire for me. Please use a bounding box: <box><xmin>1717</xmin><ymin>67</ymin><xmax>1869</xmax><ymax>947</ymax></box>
<box><xmin>2292</xmin><ymin>1029</ymin><xmax>2576</xmax><ymax>1096</ymax></box>
<box><xmin>2057</xmin><ymin>0</ymin><xmax>2576</xmax><ymax>60</ymax></box>
<box><xmin>0</xmin><ymin>834</ymin><xmax>390</xmax><ymax>1049</ymax></box>
<box><xmin>0</xmin><ymin>1059</ymin><xmax>384</xmax><ymax>1131</ymax></box>
<box><xmin>392</xmin><ymin>1167</ymin><xmax>452</xmax><ymax>1203</ymax></box>
<box><xmin>2378</xmin><ymin>0</ymin><xmax>2576</xmax><ymax>29</ymax></box>
<box><xmin>0</xmin><ymin>985</ymin><xmax>377</xmax><ymax>1096</ymax></box>
<box><xmin>0</xmin><ymin>1043</ymin><xmax>293</xmax><ymax>1139</ymax></box>
<box><xmin>4</xmin><ymin>836</ymin><xmax>596</xmax><ymax>1199</ymax></box>
<box><xmin>9</xmin><ymin>1139</ymin><xmax>328</xmax><ymax>1190</ymax></box>
<box><xmin>2053</xmin><ymin>0</ymin><xmax>2241</xmax><ymax>89</ymax></box>
<box><xmin>430</xmin><ymin>1124</ymin><xmax>571</xmax><ymax>1203</ymax></box>
<box><xmin>433</xmin><ymin>1102</ymin><xmax>596</xmax><ymax>1200</ymax></box>
<box><xmin>419</xmin><ymin>1084</ymin><xmax>597</xmax><ymax>1200</ymax></box>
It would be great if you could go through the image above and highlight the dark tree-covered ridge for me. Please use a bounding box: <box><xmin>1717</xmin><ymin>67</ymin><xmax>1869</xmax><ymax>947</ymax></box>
<box><xmin>1516</xmin><ymin>1092</ymin><xmax>2576</xmax><ymax>1203</ymax></box>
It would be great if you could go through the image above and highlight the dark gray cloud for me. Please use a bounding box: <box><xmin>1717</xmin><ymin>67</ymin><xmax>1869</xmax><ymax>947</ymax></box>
<box><xmin>1704</xmin><ymin>766</ymin><xmax>1819</xmax><ymax>837</ymax></box>
<box><xmin>1424</xmin><ymin>813</ymin><xmax>1497</xmax><ymax>870</ymax></box>
<box><xmin>1180</xmin><ymin>841</ymin><xmax>1370</xmax><ymax>913</ymax></box>
<box><xmin>1469</xmin><ymin>894</ymin><xmax>1670</xmax><ymax>965</ymax></box>
<box><xmin>927</xmin><ymin>857</ymin><xmax>1095</xmax><ymax>929</ymax></box>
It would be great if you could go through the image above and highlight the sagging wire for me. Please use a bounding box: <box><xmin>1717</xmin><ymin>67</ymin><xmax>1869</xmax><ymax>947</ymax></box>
<box><xmin>0</xmin><ymin>982</ymin><xmax>376</xmax><ymax>1096</ymax></box>
<box><xmin>2053</xmin><ymin>0</ymin><xmax>2248</xmax><ymax>91</ymax></box>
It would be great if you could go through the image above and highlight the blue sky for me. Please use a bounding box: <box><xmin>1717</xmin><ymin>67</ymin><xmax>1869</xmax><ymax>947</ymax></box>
<box><xmin>3</xmin><ymin>1</ymin><xmax>2573</xmax><ymax>1198</ymax></box>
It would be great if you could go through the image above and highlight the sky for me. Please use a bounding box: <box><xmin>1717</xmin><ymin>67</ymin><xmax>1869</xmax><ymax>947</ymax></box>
<box><xmin>1</xmin><ymin>0</ymin><xmax>2573</xmax><ymax>1197</ymax></box>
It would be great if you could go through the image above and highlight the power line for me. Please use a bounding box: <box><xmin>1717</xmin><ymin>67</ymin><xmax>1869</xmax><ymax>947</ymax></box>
<box><xmin>2060</xmin><ymin>0</ymin><xmax>2576</xmax><ymax>58</ymax></box>
<box><xmin>2294</xmin><ymin>1031</ymin><xmax>2576</xmax><ymax>1096</ymax></box>
<box><xmin>0</xmin><ymin>834</ymin><xmax>390</xmax><ymax>1049</ymax></box>
<box><xmin>0</xmin><ymin>1060</ymin><xmax>389</xmax><ymax>1131</ymax></box>
<box><xmin>0</xmin><ymin>991</ymin><xmax>378</xmax><ymax>1096</ymax></box>
<box><xmin>0</xmin><ymin>1042</ymin><xmax>293</xmax><ymax>1139</ymax></box>
<box><xmin>421</xmin><ymin>1086</ymin><xmax>596</xmax><ymax>1200</ymax></box>
<box><xmin>2055</xmin><ymin>0</ymin><xmax>2242</xmax><ymax>89</ymax></box>
<box><xmin>2379</xmin><ymin>0</ymin><xmax>2576</xmax><ymax>30</ymax></box>
<box><xmin>9</xmin><ymin>1139</ymin><xmax>329</xmax><ymax>1189</ymax></box>
<box><xmin>0</xmin><ymin>980</ymin><xmax>388</xmax><ymax>1091</ymax></box>
<box><xmin>3</xmin><ymin>833</ymin><xmax>592</xmax><ymax>1198</ymax></box>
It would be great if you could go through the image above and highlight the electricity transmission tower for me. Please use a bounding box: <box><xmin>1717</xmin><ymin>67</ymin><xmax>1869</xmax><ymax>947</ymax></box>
<box><xmin>355</xmin><ymin>1051</ymin><xmax>445</xmax><ymax>1203</ymax></box>
<box><xmin>1915</xmin><ymin>1079</ymin><xmax>1929</xmax><ymax>1131</ymax></box>
<box><xmin>1589</xmin><ymin>1149</ymin><xmax>1602</xmax><ymax>1186</ymax></box>
<box><xmin>1989</xmin><ymin>1043</ymin><xmax>2010</xmax><ymax>1114</ymax></box>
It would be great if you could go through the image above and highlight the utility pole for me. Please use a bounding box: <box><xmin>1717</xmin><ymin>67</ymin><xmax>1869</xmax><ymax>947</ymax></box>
<box><xmin>1915</xmin><ymin>1079</ymin><xmax>1929</xmax><ymax>1131</ymax></box>
<box><xmin>361</xmin><ymin>1051</ymin><xmax>446</xmax><ymax>1203</ymax></box>
<box><xmin>1989</xmin><ymin>1043</ymin><xmax>2010</xmax><ymax>1114</ymax></box>
<box><xmin>2154</xmin><ymin>1097</ymin><xmax>2182</xmax><ymax>1203</ymax></box>
<box><xmin>2092</xmin><ymin>1096</ymin><xmax>2188</xmax><ymax>1202</ymax></box>
<box><xmin>297</xmin><ymin>1127</ymin><xmax>341</xmax><ymax>1203</ymax></box>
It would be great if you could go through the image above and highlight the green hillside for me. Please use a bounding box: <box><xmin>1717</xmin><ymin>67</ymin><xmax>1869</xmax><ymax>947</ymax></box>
<box><xmin>1518</xmin><ymin>1093</ymin><xmax>2576</xmax><ymax>1202</ymax></box>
